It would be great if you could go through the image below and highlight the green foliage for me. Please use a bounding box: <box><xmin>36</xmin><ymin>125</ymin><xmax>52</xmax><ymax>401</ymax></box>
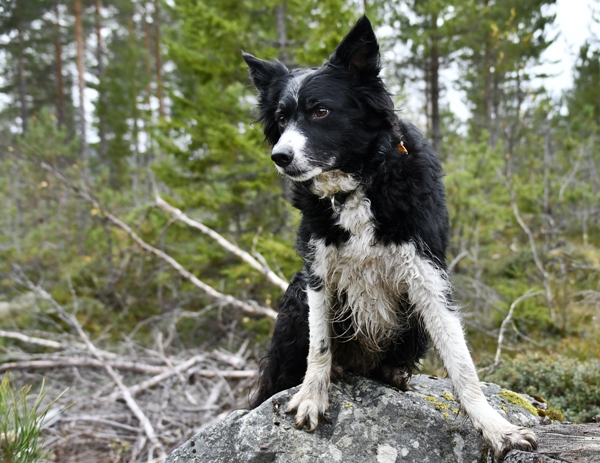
<box><xmin>483</xmin><ymin>353</ymin><xmax>600</xmax><ymax>423</ymax></box>
<box><xmin>0</xmin><ymin>0</ymin><xmax>599</xmax><ymax>426</ymax></box>
<box><xmin>0</xmin><ymin>374</ymin><xmax>67</xmax><ymax>463</ymax></box>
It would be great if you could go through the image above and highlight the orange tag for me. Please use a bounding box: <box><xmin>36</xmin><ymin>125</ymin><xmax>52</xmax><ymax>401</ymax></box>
<box><xmin>397</xmin><ymin>141</ymin><xmax>408</xmax><ymax>154</ymax></box>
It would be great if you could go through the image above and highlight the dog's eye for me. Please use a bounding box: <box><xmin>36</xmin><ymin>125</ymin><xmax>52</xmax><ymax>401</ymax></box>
<box><xmin>277</xmin><ymin>115</ymin><xmax>286</xmax><ymax>127</ymax></box>
<box><xmin>314</xmin><ymin>108</ymin><xmax>329</xmax><ymax>118</ymax></box>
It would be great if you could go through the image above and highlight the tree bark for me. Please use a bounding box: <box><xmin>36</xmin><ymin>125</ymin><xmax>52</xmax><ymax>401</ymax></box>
<box><xmin>153</xmin><ymin>0</ymin><xmax>165</xmax><ymax>118</ymax></box>
<box><xmin>17</xmin><ymin>25</ymin><xmax>28</xmax><ymax>132</ymax></box>
<box><xmin>74</xmin><ymin>0</ymin><xmax>89</xmax><ymax>174</ymax></box>
<box><xmin>55</xmin><ymin>7</ymin><xmax>65</xmax><ymax>126</ymax></box>
<box><xmin>95</xmin><ymin>0</ymin><xmax>107</xmax><ymax>158</ymax></box>
<box><xmin>275</xmin><ymin>3</ymin><xmax>289</xmax><ymax>67</ymax></box>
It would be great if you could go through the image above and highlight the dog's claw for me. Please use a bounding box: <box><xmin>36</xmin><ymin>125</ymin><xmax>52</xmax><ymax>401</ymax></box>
<box><xmin>486</xmin><ymin>424</ymin><xmax>538</xmax><ymax>461</ymax></box>
<box><xmin>286</xmin><ymin>389</ymin><xmax>329</xmax><ymax>432</ymax></box>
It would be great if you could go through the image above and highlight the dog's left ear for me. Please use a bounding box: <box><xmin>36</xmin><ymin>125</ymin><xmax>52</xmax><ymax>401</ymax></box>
<box><xmin>329</xmin><ymin>15</ymin><xmax>380</xmax><ymax>79</ymax></box>
<box><xmin>242</xmin><ymin>52</ymin><xmax>289</xmax><ymax>95</ymax></box>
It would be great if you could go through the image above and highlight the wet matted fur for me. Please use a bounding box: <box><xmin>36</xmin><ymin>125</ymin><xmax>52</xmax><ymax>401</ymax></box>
<box><xmin>243</xmin><ymin>15</ymin><xmax>537</xmax><ymax>460</ymax></box>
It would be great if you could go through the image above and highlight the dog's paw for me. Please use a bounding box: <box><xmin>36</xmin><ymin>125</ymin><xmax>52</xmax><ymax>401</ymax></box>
<box><xmin>484</xmin><ymin>424</ymin><xmax>538</xmax><ymax>461</ymax></box>
<box><xmin>286</xmin><ymin>388</ymin><xmax>329</xmax><ymax>432</ymax></box>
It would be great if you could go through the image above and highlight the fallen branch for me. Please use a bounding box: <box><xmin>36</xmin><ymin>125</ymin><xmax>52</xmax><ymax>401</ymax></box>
<box><xmin>36</xmin><ymin>160</ymin><xmax>277</xmax><ymax>320</ymax></box>
<box><xmin>11</xmin><ymin>272</ymin><xmax>168</xmax><ymax>460</ymax></box>
<box><xmin>0</xmin><ymin>330</ymin><xmax>63</xmax><ymax>349</ymax></box>
<box><xmin>0</xmin><ymin>330</ymin><xmax>118</xmax><ymax>358</ymax></box>
<box><xmin>107</xmin><ymin>354</ymin><xmax>205</xmax><ymax>400</ymax></box>
<box><xmin>155</xmin><ymin>195</ymin><xmax>289</xmax><ymax>292</ymax></box>
<box><xmin>0</xmin><ymin>358</ymin><xmax>166</xmax><ymax>375</ymax></box>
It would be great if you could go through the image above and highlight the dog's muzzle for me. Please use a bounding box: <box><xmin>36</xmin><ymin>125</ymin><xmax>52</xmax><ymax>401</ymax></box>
<box><xmin>271</xmin><ymin>147</ymin><xmax>294</xmax><ymax>167</ymax></box>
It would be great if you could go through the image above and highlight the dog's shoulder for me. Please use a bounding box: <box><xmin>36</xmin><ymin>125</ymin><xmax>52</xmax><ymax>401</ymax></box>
<box><xmin>365</xmin><ymin>117</ymin><xmax>449</xmax><ymax>261</ymax></box>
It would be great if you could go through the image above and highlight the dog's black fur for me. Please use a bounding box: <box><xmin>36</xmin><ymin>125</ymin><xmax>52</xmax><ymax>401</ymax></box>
<box><xmin>244</xmin><ymin>15</ymin><xmax>447</xmax><ymax>408</ymax></box>
<box><xmin>243</xmin><ymin>16</ymin><xmax>536</xmax><ymax>459</ymax></box>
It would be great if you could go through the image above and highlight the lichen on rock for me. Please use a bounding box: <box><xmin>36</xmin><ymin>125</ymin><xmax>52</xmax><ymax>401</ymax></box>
<box><xmin>164</xmin><ymin>375</ymin><xmax>542</xmax><ymax>463</ymax></box>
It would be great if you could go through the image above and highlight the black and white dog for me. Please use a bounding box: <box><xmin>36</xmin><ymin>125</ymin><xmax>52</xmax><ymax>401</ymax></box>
<box><xmin>243</xmin><ymin>16</ymin><xmax>537</xmax><ymax>460</ymax></box>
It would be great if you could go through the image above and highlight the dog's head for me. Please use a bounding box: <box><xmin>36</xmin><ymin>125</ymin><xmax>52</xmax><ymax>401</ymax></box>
<box><xmin>243</xmin><ymin>16</ymin><xmax>397</xmax><ymax>182</ymax></box>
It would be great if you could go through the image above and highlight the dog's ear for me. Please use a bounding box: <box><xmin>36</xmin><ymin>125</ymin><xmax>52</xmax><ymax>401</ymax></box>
<box><xmin>242</xmin><ymin>52</ymin><xmax>289</xmax><ymax>95</ymax></box>
<box><xmin>329</xmin><ymin>15</ymin><xmax>380</xmax><ymax>79</ymax></box>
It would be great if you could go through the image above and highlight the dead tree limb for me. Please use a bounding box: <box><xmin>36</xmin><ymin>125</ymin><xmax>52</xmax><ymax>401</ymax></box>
<box><xmin>0</xmin><ymin>330</ymin><xmax>63</xmax><ymax>349</ymax></box>
<box><xmin>0</xmin><ymin>329</ymin><xmax>118</xmax><ymax>358</ymax></box>
<box><xmin>155</xmin><ymin>195</ymin><xmax>289</xmax><ymax>292</ymax></box>
<box><xmin>510</xmin><ymin>194</ymin><xmax>554</xmax><ymax>315</ymax></box>
<box><xmin>0</xmin><ymin>358</ymin><xmax>166</xmax><ymax>374</ymax></box>
<box><xmin>493</xmin><ymin>290</ymin><xmax>543</xmax><ymax>366</ymax></box>
<box><xmin>10</xmin><ymin>273</ymin><xmax>168</xmax><ymax>460</ymax></box>
<box><xmin>107</xmin><ymin>354</ymin><xmax>205</xmax><ymax>400</ymax></box>
<box><xmin>36</xmin><ymin>160</ymin><xmax>277</xmax><ymax>320</ymax></box>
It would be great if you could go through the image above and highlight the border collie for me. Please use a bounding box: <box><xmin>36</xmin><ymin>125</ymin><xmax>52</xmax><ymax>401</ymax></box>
<box><xmin>243</xmin><ymin>16</ymin><xmax>537</xmax><ymax>460</ymax></box>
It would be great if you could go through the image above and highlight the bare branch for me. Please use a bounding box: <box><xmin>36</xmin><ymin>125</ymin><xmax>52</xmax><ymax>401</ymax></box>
<box><xmin>155</xmin><ymin>195</ymin><xmax>289</xmax><ymax>292</ymax></box>
<box><xmin>510</xmin><ymin>196</ymin><xmax>554</xmax><ymax>311</ymax></box>
<box><xmin>0</xmin><ymin>330</ymin><xmax>118</xmax><ymax>358</ymax></box>
<box><xmin>0</xmin><ymin>330</ymin><xmax>63</xmax><ymax>349</ymax></box>
<box><xmin>107</xmin><ymin>354</ymin><xmax>204</xmax><ymax>400</ymax></box>
<box><xmin>0</xmin><ymin>358</ymin><xmax>165</xmax><ymax>374</ymax></box>
<box><xmin>36</xmin><ymin>160</ymin><xmax>277</xmax><ymax>320</ymax></box>
<box><xmin>11</xmin><ymin>273</ymin><xmax>167</xmax><ymax>460</ymax></box>
<box><xmin>493</xmin><ymin>290</ymin><xmax>543</xmax><ymax>367</ymax></box>
<box><xmin>447</xmin><ymin>249</ymin><xmax>470</xmax><ymax>274</ymax></box>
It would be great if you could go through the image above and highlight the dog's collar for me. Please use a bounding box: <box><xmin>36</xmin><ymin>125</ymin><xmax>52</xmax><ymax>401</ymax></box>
<box><xmin>330</xmin><ymin>191</ymin><xmax>352</xmax><ymax>215</ymax></box>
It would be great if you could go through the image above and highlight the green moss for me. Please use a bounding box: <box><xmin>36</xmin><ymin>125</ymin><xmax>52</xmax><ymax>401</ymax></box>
<box><xmin>546</xmin><ymin>406</ymin><xmax>564</xmax><ymax>422</ymax></box>
<box><xmin>499</xmin><ymin>390</ymin><xmax>538</xmax><ymax>416</ymax></box>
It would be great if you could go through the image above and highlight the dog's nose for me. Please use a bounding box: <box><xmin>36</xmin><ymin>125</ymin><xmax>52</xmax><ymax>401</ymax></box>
<box><xmin>271</xmin><ymin>148</ymin><xmax>294</xmax><ymax>167</ymax></box>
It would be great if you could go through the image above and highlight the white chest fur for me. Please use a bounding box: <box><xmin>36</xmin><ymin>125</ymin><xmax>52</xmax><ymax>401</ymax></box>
<box><xmin>308</xmin><ymin>188</ymin><xmax>416</xmax><ymax>350</ymax></box>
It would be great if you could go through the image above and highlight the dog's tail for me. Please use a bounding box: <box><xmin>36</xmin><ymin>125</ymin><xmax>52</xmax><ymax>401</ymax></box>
<box><xmin>249</xmin><ymin>271</ymin><xmax>310</xmax><ymax>409</ymax></box>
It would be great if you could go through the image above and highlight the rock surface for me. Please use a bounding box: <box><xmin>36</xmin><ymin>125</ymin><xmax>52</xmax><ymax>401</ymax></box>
<box><xmin>164</xmin><ymin>375</ymin><xmax>544</xmax><ymax>463</ymax></box>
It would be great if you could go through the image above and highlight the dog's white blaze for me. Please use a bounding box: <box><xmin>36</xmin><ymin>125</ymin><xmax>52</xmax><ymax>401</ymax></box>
<box><xmin>273</xmin><ymin>126</ymin><xmax>306</xmax><ymax>157</ymax></box>
<box><xmin>286</xmin><ymin>69</ymin><xmax>316</xmax><ymax>101</ymax></box>
<box><xmin>272</xmin><ymin>125</ymin><xmax>318</xmax><ymax>179</ymax></box>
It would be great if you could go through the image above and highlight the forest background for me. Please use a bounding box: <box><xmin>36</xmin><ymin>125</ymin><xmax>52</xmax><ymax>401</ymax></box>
<box><xmin>0</xmin><ymin>0</ymin><xmax>599</xmax><ymax>461</ymax></box>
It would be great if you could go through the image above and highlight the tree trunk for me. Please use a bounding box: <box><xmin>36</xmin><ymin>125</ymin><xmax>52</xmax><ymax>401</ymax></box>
<box><xmin>275</xmin><ymin>3</ymin><xmax>289</xmax><ymax>67</ymax></box>
<box><xmin>429</xmin><ymin>12</ymin><xmax>441</xmax><ymax>157</ymax></box>
<box><xmin>483</xmin><ymin>1</ymin><xmax>496</xmax><ymax>147</ymax></box>
<box><xmin>153</xmin><ymin>0</ymin><xmax>165</xmax><ymax>118</ymax></box>
<box><xmin>55</xmin><ymin>7</ymin><xmax>65</xmax><ymax>126</ymax></box>
<box><xmin>17</xmin><ymin>25</ymin><xmax>28</xmax><ymax>133</ymax></box>
<box><xmin>74</xmin><ymin>0</ymin><xmax>89</xmax><ymax>175</ymax></box>
<box><xmin>95</xmin><ymin>0</ymin><xmax>107</xmax><ymax>158</ymax></box>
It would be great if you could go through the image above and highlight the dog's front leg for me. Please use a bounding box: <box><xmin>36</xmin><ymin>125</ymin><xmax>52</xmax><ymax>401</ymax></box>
<box><xmin>406</xmin><ymin>251</ymin><xmax>537</xmax><ymax>460</ymax></box>
<box><xmin>286</xmin><ymin>287</ymin><xmax>332</xmax><ymax>431</ymax></box>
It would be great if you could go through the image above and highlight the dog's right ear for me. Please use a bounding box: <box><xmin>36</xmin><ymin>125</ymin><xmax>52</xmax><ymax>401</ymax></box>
<box><xmin>242</xmin><ymin>52</ymin><xmax>289</xmax><ymax>95</ymax></box>
<box><xmin>329</xmin><ymin>15</ymin><xmax>380</xmax><ymax>80</ymax></box>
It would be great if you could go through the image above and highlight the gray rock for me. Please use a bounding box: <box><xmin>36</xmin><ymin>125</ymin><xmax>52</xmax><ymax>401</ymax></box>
<box><xmin>164</xmin><ymin>375</ymin><xmax>542</xmax><ymax>463</ymax></box>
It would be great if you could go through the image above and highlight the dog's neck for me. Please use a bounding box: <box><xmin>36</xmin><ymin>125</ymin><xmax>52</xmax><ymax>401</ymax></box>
<box><xmin>310</xmin><ymin>170</ymin><xmax>360</xmax><ymax>214</ymax></box>
<box><xmin>310</xmin><ymin>170</ymin><xmax>359</xmax><ymax>199</ymax></box>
